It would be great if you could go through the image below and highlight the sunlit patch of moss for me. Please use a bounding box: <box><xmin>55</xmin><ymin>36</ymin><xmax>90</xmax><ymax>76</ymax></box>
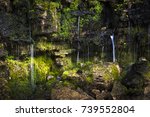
<box><xmin>62</xmin><ymin>69</ymin><xmax>79</xmax><ymax>79</ymax></box>
<box><xmin>7</xmin><ymin>59</ymin><xmax>29</xmax><ymax>79</ymax></box>
<box><xmin>91</xmin><ymin>63</ymin><xmax>120</xmax><ymax>81</ymax></box>
<box><xmin>36</xmin><ymin>40</ymin><xmax>70</xmax><ymax>52</ymax></box>
<box><xmin>85</xmin><ymin>76</ymin><xmax>93</xmax><ymax>83</ymax></box>
<box><xmin>34</xmin><ymin>56</ymin><xmax>53</xmax><ymax>82</ymax></box>
<box><xmin>36</xmin><ymin>41</ymin><xmax>53</xmax><ymax>51</ymax></box>
<box><xmin>107</xmin><ymin>63</ymin><xmax>120</xmax><ymax>80</ymax></box>
<box><xmin>60</xmin><ymin>57</ymin><xmax>74</xmax><ymax>70</ymax></box>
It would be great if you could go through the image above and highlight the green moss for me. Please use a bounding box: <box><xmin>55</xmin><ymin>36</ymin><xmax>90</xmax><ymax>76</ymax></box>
<box><xmin>92</xmin><ymin>63</ymin><xmax>120</xmax><ymax>81</ymax></box>
<box><xmin>62</xmin><ymin>69</ymin><xmax>79</xmax><ymax>79</ymax></box>
<box><xmin>118</xmin><ymin>51</ymin><xmax>134</xmax><ymax>68</ymax></box>
<box><xmin>7</xmin><ymin>59</ymin><xmax>29</xmax><ymax>79</ymax></box>
<box><xmin>34</xmin><ymin>56</ymin><xmax>53</xmax><ymax>82</ymax></box>
<box><xmin>63</xmin><ymin>81</ymin><xmax>76</xmax><ymax>88</ymax></box>
<box><xmin>8</xmin><ymin>78</ymin><xmax>32</xmax><ymax>99</ymax></box>
<box><xmin>36</xmin><ymin>41</ymin><xmax>53</xmax><ymax>51</ymax></box>
<box><xmin>36</xmin><ymin>41</ymin><xmax>70</xmax><ymax>52</ymax></box>
<box><xmin>60</xmin><ymin>57</ymin><xmax>74</xmax><ymax>70</ymax></box>
<box><xmin>85</xmin><ymin>76</ymin><xmax>93</xmax><ymax>83</ymax></box>
<box><xmin>143</xmin><ymin>72</ymin><xmax>150</xmax><ymax>79</ymax></box>
<box><xmin>107</xmin><ymin>64</ymin><xmax>120</xmax><ymax>80</ymax></box>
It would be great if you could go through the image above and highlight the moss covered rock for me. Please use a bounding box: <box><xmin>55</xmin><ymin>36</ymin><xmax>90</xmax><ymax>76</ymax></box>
<box><xmin>91</xmin><ymin>62</ymin><xmax>120</xmax><ymax>91</ymax></box>
<box><xmin>7</xmin><ymin>59</ymin><xmax>29</xmax><ymax>79</ymax></box>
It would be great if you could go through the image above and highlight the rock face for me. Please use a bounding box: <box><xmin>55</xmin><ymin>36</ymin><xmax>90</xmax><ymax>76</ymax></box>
<box><xmin>51</xmin><ymin>85</ymin><xmax>93</xmax><ymax>100</ymax></box>
<box><xmin>0</xmin><ymin>61</ymin><xmax>9</xmax><ymax>80</ymax></box>
<box><xmin>0</xmin><ymin>78</ymin><xmax>10</xmax><ymax>99</ymax></box>
<box><xmin>111</xmin><ymin>81</ymin><xmax>127</xmax><ymax>100</ymax></box>
<box><xmin>90</xmin><ymin>63</ymin><xmax>120</xmax><ymax>99</ymax></box>
<box><xmin>121</xmin><ymin>60</ymin><xmax>150</xmax><ymax>99</ymax></box>
<box><xmin>0</xmin><ymin>12</ymin><xmax>29</xmax><ymax>41</ymax></box>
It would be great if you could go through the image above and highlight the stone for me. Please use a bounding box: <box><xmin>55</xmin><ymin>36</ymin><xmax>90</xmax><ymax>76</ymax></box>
<box><xmin>0</xmin><ymin>61</ymin><xmax>9</xmax><ymax>80</ymax></box>
<box><xmin>51</xmin><ymin>86</ymin><xmax>93</xmax><ymax>100</ymax></box>
<box><xmin>121</xmin><ymin>60</ymin><xmax>150</xmax><ymax>99</ymax></box>
<box><xmin>111</xmin><ymin>81</ymin><xmax>127</xmax><ymax>99</ymax></box>
<box><xmin>144</xmin><ymin>80</ymin><xmax>150</xmax><ymax>99</ymax></box>
<box><xmin>91</xmin><ymin>63</ymin><xmax>120</xmax><ymax>92</ymax></box>
<box><xmin>92</xmin><ymin>89</ymin><xmax>112</xmax><ymax>100</ymax></box>
<box><xmin>0</xmin><ymin>78</ymin><xmax>10</xmax><ymax>99</ymax></box>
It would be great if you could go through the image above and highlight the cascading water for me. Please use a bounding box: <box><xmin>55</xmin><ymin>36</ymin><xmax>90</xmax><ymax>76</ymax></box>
<box><xmin>77</xmin><ymin>16</ymin><xmax>80</xmax><ymax>63</ymax></box>
<box><xmin>30</xmin><ymin>44</ymin><xmax>35</xmax><ymax>90</ymax></box>
<box><xmin>110</xmin><ymin>34</ymin><xmax>116</xmax><ymax>62</ymax></box>
<box><xmin>27</xmin><ymin>0</ymin><xmax>35</xmax><ymax>91</ymax></box>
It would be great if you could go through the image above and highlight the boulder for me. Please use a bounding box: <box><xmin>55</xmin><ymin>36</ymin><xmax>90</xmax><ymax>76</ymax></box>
<box><xmin>51</xmin><ymin>85</ymin><xmax>93</xmax><ymax>100</ymax></box>
<box><xmin>92</xmin><ymin>89</ymin><xmax>112</xmax><ymax>100</ymax></box>
<box><xmin>0</xmin><ymin>78</ymin><xmax>10</xmax><ymax>99</ymax></box>
<box><xmin>0</xmin><ymin>61</ymin><xmax>9</xmax><ymax>80</ymax></box>
<box><xmin>111</xmin><ymin>81</ymin><xmax>127</xmax><ymax>99</ymax></box>
<box><xmin>91</xmin><ymin>63</ymin><xmax>120</xmax><ymax>91</ymax></box>
<box><xmin>121</xmin><ymin>59</ymin><xmax>150</xmax><ymax>99</ymax></box>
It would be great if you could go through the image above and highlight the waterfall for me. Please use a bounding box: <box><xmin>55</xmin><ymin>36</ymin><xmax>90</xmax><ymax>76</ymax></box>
<box><xmin>30</xmin><ymin>44</ymin><xmax>35</xmax><ymax>90</ymax></box>
<box><xmin>110</xmin><ymin>34</ymin><xmax>116</xmax><ymax>62</ymax></box>
<box><xmin>77</xmin><ymin>16</ymin><xmax>80</xmax><ymax>63</ymax></box>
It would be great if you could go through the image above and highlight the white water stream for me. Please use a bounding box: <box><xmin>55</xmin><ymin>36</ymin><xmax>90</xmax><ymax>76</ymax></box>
<box><xmin>110</xmin><ymin>34</ymin><xmax>116</xmax><ymax>62</ymax></box>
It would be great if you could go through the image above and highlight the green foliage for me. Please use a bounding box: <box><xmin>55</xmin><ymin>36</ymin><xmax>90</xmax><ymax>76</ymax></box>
<box><xmin>36</xmin><ymin>41</ymin><xmax>53</xmax><ymax>51</ymax></box>
<box><xmin>62</xmin><ymin>69</ymin><xmax>79</xmax><ymax>79</ymax></box>
<box><xmin>85</xmin><ymin>76</ymin><xmax>93</xmax><ymax>83</ymax></box>
<box><xmin>107</xmin><ymin>63</ymin><xmax>120</xmax><ymax>80</ymax></box>
<box><xmin>59</xmin><ymin>8</ymin><xmax>76</xmax><ymax>39</ymax></box>
<box><xmin>92</xmin><ymin>63</ymin><xmax>120</xmax><ymax>81</ymax></box>
<box><xmin>8</xmin><ymin>78</ymin><xmax>32</xmax><ymax>99</ymax></box>
<box><xmin>118</xmin><ymin>51</ymin><xmax>134</xmax><ymax>68</ymax></box>
<box><xmin>34</xmin><ymin>56</ymin><xmax>53</xmax><ymax>82</ymax></box>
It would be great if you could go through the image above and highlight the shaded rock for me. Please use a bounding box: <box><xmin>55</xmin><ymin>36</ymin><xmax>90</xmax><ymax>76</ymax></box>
<box><xmin>0</xmin><ymin>78</ymin><xmax>10</xmax><ymax>99</ymax></box>
<box><xmin>0</xmin><ymin>12</ymin><xmax>29</xmax><ymax>41</ymax></box>
<box><xmin>0</xmin><ymin>61</ymin><xmax>9</xmax><ymax>80</ymax></box>
<box><xmin>51</xmin><ymin>86</ymin><xmax>93</xmax><ymax>100</ymax></box>
<box><xmin>92</xmin><ymin>89</ymin><xmax>112</xmax><ymax>100</ymax></box>
<box><xmin>0</xmin><ymin>44</ymin><xmax>8</xmax><ymax>59</ymax></box>
<box><xmin>121</xmin><ymin>60</ymin><xmax>150</xmax><ymax>99</ymax></box>
<box><xmin>144</xmin><ymin>85</ymin><xmax>150</xmax><ymax>99</ymax></box>
<box><xmin>92</xmin><ymin>89</ymin><xmax>103</xmax><ymax>99</ymax></box>
<box><xmin>122</xmin><ymin>60</ymin><xmax>149</xmax><ymax>94</ymax></box>
<box><xmin>111</xmin><ymin>81</ymin><xmax>127</xmax><ymax>100</ymax></box>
